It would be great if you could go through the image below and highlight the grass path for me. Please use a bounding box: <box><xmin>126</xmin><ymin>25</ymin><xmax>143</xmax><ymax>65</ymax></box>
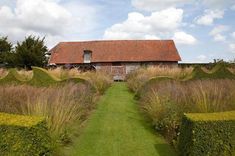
<box><xmin>66</xmin><ymin>82</ymin><xmax>175</xmax><ymax>156</ymax></box>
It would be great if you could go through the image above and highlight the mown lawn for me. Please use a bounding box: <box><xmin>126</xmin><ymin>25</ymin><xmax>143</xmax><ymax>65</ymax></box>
<box><xmin>65</xmin><ymin>82</ymin><xmax>175</xmax><ymax>156</ymax></box>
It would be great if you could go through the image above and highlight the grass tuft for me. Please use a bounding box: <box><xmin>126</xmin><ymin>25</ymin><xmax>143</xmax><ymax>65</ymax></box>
<box><xmin>139</xmin><ymin>79</ymin><xmax>235</xmax><ymax>148</ymax></box>
<box><xmin>126</xmin><ymin>66</ymin><xmax>193</xmax><ymax>93</ymax></box>
<box><xmin>0</xmin><ymin>82</ymin><xmax>95</xmax><ymax>150</ymax></box>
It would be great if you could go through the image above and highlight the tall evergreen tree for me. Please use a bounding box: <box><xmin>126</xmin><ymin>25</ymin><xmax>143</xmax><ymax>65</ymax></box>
<box><xmin>15</xmin><ymin>36</ymin><xmax>48</xmax><ymax>69</ymax></box>
<box><xmin>0</xmin><ymin>36</ymin><xmax>13</xmax><ymax>64</ymax></box>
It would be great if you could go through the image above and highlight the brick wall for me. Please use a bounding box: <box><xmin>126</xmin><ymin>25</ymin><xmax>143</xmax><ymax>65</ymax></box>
<box><xmin>95</xmin><ymin>61</ymin><xmax>178</xmax><ymax>80</ymax></box>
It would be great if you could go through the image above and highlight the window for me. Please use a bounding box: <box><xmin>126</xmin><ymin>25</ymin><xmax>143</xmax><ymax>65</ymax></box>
<box><xmin>112</xmin><ymin>62</ymin><xmax>122</xmax><ymax>66</ymax></box>
<box><xmin>84</xmin><ymin>50</ymin><xmax>92</xmax><ymax>63</ymax></box>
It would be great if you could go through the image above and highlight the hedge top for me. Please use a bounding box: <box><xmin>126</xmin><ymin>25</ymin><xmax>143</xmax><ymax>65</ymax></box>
<box><xmin>32</xmin><ymin>66</ymin><xmax>60</xmax><ymax>81</ymax></box>
<box><xmin>0</xmin><ymin>112</ymin><xmax>45</xmax><ymax>127</ymax></box>
<box><xmin>137</xmin><ymin>64</ymin><xmax>235</xmax><ymax>94</ymax></box>
<box><xmin>0</xmin><ymin>66</ymin><xmax>88</xmax><ymax>87</ymax></box>
<box><xmin>185</xmin><ymin>111</ymin><xmax>235</xmax><ymax>122</ymax></box>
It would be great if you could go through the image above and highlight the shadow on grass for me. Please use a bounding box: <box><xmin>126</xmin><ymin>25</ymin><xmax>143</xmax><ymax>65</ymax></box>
<box><xmin>127</xmin><ymin>112</ymin><xmax>177</xmax><ymax>156</ymax></box>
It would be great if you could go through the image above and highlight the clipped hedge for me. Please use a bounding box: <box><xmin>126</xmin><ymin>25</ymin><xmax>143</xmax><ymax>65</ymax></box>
<box><xmin>136</xmin><ymin>64</ymin><xmax>235</xmax><ymax>95</ymax></box>
<box><xmin>178</xmin><ymin>111</ymin><xmax>235</xmax><ymax>156</ymax></box>
<box><xmin>186</xmin><ymin>66</ymin><xmax>210</xmax><ymax>80</ymax></box>
<box><xmin>28</xmin><ymin>67</ymin><xmax>60</xmax><ymax>86</ymax></box>
<box><xmin>0</xmin><ymin>112</ymin><xmax>52</xmax><ymax>155</ymax></box>
<box><xmin>184</xmin><ymin>64</ymin><xmax>235</xmax><ymax>81</ymax></box>
<box><xmin>210</xmin><ymin>64</ymin><xmax>235</xmax><ymax>79</ymax></box>
<box><xmin>0</xmin><ymin>67</ymin><xmax>88</xmax><ymax>87</ymax></box>
<box><xmin>0</xmin><ymin>69</ymin><xmax>22</xmax><ymax>85</ymax></box>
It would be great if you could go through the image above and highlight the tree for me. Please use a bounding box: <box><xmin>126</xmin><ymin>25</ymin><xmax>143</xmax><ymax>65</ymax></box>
<box><xmin>0</xmin><ymin>36</ymin><xmax>13</xmax><ymax>64</ymax></box>
<box><xmin>15</xmin><ymin>36</ymin><xmax>48</xmax><ymax>69</ymax></box>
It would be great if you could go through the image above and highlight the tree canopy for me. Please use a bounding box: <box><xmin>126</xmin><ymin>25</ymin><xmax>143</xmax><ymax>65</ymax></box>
<box><xmin>14</xmin><ymin>36</ymin><xmax>48</xmax><ymax>69</ymax></box>
<box><xmin>0</xmin><ymin>37</ymin><xmax>13</xmax><ymax>64</ymax></box>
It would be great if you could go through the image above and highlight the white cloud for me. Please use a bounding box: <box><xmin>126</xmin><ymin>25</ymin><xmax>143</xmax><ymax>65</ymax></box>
<box><xmin>209</xmin><ymin>25</ymin><xmax>229</xmax><ymax>42</ymax></box>
<box><xmin>210</xmin><ymin>25</ymin><xmax>229</xmax><ymax>36</ymax></box>
<box><xmin>0</xmin><ymin>0</ymin><xmax>98</xmax><ymax>48</ymax></box>
<box><xmin>173</xmin><ymin>31</ymin><xmax>197</xmax><ymax>45</ymax></box>
<box><xmin>16</xmin><ymin>0</ymin><xmax>72</xmax><ymax>35</ymax></box>
<box><xmin>0</xmin><ymin>6</ymin><xmax>14</xmax><ymax>21</ymax></box>
<box><xmin>197</xmin><ymin>55</ymin><xmax>207</xmax><ymax>61</ymax></box>
<box><xmin>144</xmin><ymin>35</ymin><xmax>160</xmax><ymax>40</ymax></box>
<box><xmin>213</xmin><ymin>34</ymin><xmax>226</xmax><ymax>42</ymax></box>
<box><xmin>104</xmin><ymin>8</ymin><xmax>197</xmax><ymax>45</ymax></box>
<box><xmin>62</xmin><ymin>1</ymin><xmax>98</xmax><ymax>36</ymax></box>
<box><xmin>231</xmin><ymin>32</ymin><xmax>235</xmax><ymax>39</ymax></box>
<box><xmin>229</xmin><ymin>43</ymin><xmax>235</xmax><ymax>53</ymax></box>
<box><xmin>202</xmin><ymin>0</ymin><xmax>235</xmax><ymax>9</ymax></box>
<box><xmin>195</xmin><ymin>10</ymin><xmax>224</xmax><ymax>26</ymax></box>
<box><xmin>131</xmin><ymin>0</ymin><xmax>235</xmax><ymax>11</ymax></box>
<box><xmin>104</xmin><ymin>8</ymin><xmax>184</xmax><ymax>39</ymax></box>
<box><xmin>131</xmin><ymin>0</ymin><xmax>191</xmax><ymax>11</ymax></box>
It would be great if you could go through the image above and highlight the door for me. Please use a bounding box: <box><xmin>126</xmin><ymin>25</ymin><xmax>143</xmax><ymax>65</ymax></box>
<box><xmin>111</xmin><ymin>63</ymin><xmax>125</xmax><ymax>81</ymax></box>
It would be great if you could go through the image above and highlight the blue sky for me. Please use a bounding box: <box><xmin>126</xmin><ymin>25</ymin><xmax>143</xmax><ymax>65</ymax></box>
<box><xmin>0</xmin><ymin>0</ymin><xmax>235</xmax><ymax>63</ymax></box>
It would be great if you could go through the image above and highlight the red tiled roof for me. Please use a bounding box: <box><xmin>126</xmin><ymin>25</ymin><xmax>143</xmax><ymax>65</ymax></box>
<box><xmin>49</xmin><ymin>40</ymin><xmax>181</xmax><ymax>64</ymax></box>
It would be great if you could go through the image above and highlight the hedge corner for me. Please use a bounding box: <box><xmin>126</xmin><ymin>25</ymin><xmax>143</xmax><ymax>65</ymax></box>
<box><xmin>178</xmin><ymin>111</ymin><xmax>235</xmax><ymax>156</ymax></box>
<box><xmin>0</xmin><ymin>112</ymin><xmax>52</xmax><ymax>156</ymax></box>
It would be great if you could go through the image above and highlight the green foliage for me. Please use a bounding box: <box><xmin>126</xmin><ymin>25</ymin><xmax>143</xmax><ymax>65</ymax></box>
<box><xmin>138</xmin><ymin>79</ymin><xmax>235</xmax><ymax>149</ymax></box>
<box><xmin>187</xmin><ymin>64</ymin><xmax>235</xmax><ymax>80</ymax></box>
<box><xmin>0</xmin><ymin>67</ymin><xmax>88</xmax><ymax>87</ymax></box>
<box><xmin>14</xmin><ymin>36</ymin><xmax>48</xmax><ymax>69</ymax></box>
<box><xmin>126</xmin><ymin>63</ymin><xmax>235</xmax><ymax>154</ymax></box>
<box><xmin>137</xmin><ymin>64</ymin><xmax>235</xmax><ymax>95</ymax></box>
<box><xmin>126</xmin><ymin>66</ymin><xmax>193</xmax><ymax>93</ymax></box>
<box><xmin>0</xmin><ymin>35</ymin><xmax>49</xmax><ymax>68</ymax></box>
<box><xmin>0</xmin><ymin>36</ymin><xmax>13</xmax><ymax>64</ymax></box>
<box><xmin>28</xmin><ymin>67</ymin><xmax>59</xmax><ymax>86</ymax></box>
<box><xmin>129</xmin><ymin>64</ymin><xmax>235</xmax><ymax>98</ymax></box>
<box><xmin>0</xmin><ymin>69</ymin><xmax>22</xmax><ymax>85</ymax></box>
<box><xmin>0</xmin><ymin>82</ymin><xmax>96</xmax><ymax>154</ymax></box>
<box><xmin>187</xmin><ymin>66</ymin><xmax>209</xmax><ymax>80</ymax></box>
<box><xmin>178</xmin><ymin>111</ymin><xmax>235</xmax><ymax>156</ymax></box>
<box><xmin>0</xmin><ymin>37</ymin><xmax>12</xmax><ymax>54</ymax></box>
<box><xmin>0</xmin><ymin>112</ymin><xmax>52</xmax><ymax>155</ymax></box>
<box><xmin>210</xmin><ymin>64</ymin><xmax>235</xmax><ymax>79</ymax></box>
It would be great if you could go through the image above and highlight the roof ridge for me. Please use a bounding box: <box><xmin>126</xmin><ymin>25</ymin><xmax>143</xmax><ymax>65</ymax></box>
<box><xmin>59</xmin><ymin>39</ymin><xmax>174</xmax><ymax>44</ymax></box>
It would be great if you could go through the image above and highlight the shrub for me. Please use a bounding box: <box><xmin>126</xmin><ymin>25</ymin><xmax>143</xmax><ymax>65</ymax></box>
<box><xmin>0</xmin><ymin>112</ymin><xmax>51</xmax><ymax>155</ymax></box>
<box><xmin>126</xmin><ymin>66</ymin><xmax>192</xmax><ymax>93</ymax></box>
<box><xmin>186</xmin><ymin>66</ymin><xmax>209</xmax><ymax>80</ymax></box>
<box><xmin>0</xmin><ymin>67</ymin><xmax>88</xmax><ymax>87</ymax></box>
<box><xmin>81</xmin><ymin>71</ymin><xmax>112</xmax><ymax>94</ymax></box>
<box><xmin>210</xmin><ymin>65</ymin><xmax>235</xmax><ymax>79</ymax></box>
<box><xmin>140</xmin><ymin>79</ymin><xmax>235</xmax><ymax>146</ymax></box>
<box><xmin>28</xmin><ymin>67</ymin><xmax>60</xmax><ymax>86</ymax></box>
<box><xmin>178</xmin><ymin>111</ymin><xmax>235</xmax><ymax>156</ymax></box>
<box><xmin>0</xmin><ymin>69</ymin><xmax>22</xmax><ymax>85</ymax></box>
<box><xmin>0</xmin><ymin>82</ymin><xmax>95</xmax><ymax>146</ymax></box>
<box><xmin>142</xmin><ymin>90</ymin><xmax>181</xmax><ymax>142</ymax></box>
<box><xmin>187</xmin><ymin>64</ymin><xmax>235</xmax><ymax>80</ymax></box>
<box><xmin>127</xmin><ymin>65</ymin><xmax>235</xmax><ymax>94</ymax></box>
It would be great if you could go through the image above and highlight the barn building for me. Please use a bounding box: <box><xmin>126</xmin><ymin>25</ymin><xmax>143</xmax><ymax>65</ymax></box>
<box><xmin>49</xmin><ymin>40</ymin><xmax>181</xmax><ymax>80</ymax></box>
